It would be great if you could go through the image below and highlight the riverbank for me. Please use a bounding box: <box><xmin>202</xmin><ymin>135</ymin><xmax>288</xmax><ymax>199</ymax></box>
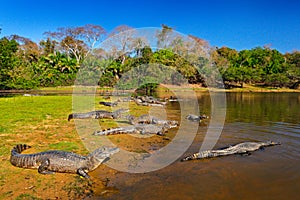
<box><xmin>1</xmin><ymin>84</ymin><xmax>300</xmax><ymax>97</ymax></box>
<box><xmin>160</xmin><ymin>84</ymin><xmax>300</xmax><ymax>93</ymax></box>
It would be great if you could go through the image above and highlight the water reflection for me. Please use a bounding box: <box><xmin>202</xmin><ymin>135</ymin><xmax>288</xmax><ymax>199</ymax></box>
<box><xmin>225</xmin><ymin>92</ymin><xmax>300</xmax><ymax>124</ymax></box>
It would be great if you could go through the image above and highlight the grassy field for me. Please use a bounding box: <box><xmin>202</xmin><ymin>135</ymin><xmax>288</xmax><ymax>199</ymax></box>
<box><xmin>0</xmin><ymin>94</ymin><xmax>170</xmax><ymax>199</ymax></box>
<box><xmin>0</xmin><ymin>95</ymin><xmax>120</xmax><ymax>199</ymax></box>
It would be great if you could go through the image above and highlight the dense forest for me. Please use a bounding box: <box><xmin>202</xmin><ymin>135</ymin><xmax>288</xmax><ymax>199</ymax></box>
<box><xmin>0</xmin><ymin>24</ymin><xmax>299</xmax><ymax>90</ymax></box>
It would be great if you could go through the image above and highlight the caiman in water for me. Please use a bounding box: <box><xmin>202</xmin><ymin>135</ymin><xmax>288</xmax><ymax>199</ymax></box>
<box><xmin>10</xmin><ymin>144</ymin><xmax>119</xmax><ymax>178</ymax></box>
<box><xmin>181</xmin><ymin>141</ymin><xmax>280</xmax><ymax>161</ymax></box>
<box><xmin>186</xmin><ymin>114</ymin><xmax>209</xmax><ymax>122</ymax></box>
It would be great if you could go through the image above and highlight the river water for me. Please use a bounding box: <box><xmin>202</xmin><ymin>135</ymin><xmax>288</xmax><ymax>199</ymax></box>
<box><xmin>95</xmin><ymin>92</ymin><xmax>300</xmax><ymax>200</ymax></box>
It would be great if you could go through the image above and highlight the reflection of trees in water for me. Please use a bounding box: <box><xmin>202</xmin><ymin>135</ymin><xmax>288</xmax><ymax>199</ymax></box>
<box><xmin>226</xmin><ymin>93</ymin><xmax>300</xmax><ymax>123</ymax></box>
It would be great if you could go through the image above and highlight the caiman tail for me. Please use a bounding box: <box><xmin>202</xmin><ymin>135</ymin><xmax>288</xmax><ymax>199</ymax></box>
<box><xmin>10</xmin><ymin>144</ymin><xmax>38</xmax><ymax>169</ymax></box>
<box><xmin>11</xmin><ymin>144</ymin><xmax>31</xmax><ymax>155</ymax></box>
<box><xmin>67</xmin><ymin>114</ymin><xmax>73</xmax><ymax>121</ymax></box>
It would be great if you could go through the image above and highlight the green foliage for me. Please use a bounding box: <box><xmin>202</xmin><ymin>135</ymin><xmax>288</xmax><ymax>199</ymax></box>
<box><xmin>214</xmin><ymin>46</ymin><xmax>298</xmax><ymax>88</ymax></box>
<box><xmin>33</xmin><ymin>52</ymin><xmax>78</xmax><ymax>87</ymax></box>
<box><xmin>285</xmin><ymin>51</ymin><xmax>300</xmax><ymax>88</ymax></box>
<box><xmin>151</xmin><ymin>49</ymin><xmax>202</xmax><ymax>84</ymax></box>
<box><xmin>136</xmin><ymin>83</ymin><xmax>159</xmax><ymax>96</ymax></box>
<box><xmin>0</xmin><ymin>36</ymin><xmax>79</xmax><ymax>89</ymax></box>
<box><xmin>0</xmin><ymin>37</ymin><xmax>19</xmax><ymax>89</ymax></box>
<box><xmin>39</xmin><ymin>38</ymin><xmax>56</xmax><ymax>55</ymax></box>
<box><xmin>76</xmin><ymin>55</ymin><xmax>106</xmax><ymax>86</ymax></box>
<box><xmin>98</xmin><ymin>60</ymin><xmax>122</xmax><ymax>87</ymax></box>
<box><xmin>0</xmin><ymin>24</ymin><xmax>300</xmax><ymax>90</ymax></box>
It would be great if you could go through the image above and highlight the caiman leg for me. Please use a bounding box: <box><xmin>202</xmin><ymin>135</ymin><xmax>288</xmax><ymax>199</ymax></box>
<box><xmin>77</xmin><ymin>168</ymin><xmax>90</xmax><ymax>178</ymax></box>
<box><xmin>38</xmin><ymin>159</ymin><xmax>55</xmax><ymax>175</ymax></box>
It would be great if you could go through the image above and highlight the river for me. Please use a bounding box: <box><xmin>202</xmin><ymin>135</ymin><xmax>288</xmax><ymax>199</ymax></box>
<box><xmin>94</xmin><ymin>92</ymin><xmax>300</xmax><ymax>200</ymax></box>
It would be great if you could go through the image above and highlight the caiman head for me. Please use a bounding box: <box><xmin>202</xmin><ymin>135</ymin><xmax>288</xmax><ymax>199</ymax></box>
<box><xmin>124</xmin><ymin>115</ymin><xmax>136</xmax><ymax>124</ymax></box>
<box><xmin>87</xmin><ymin>146</ymin><xmax>119</xmax><ymax>171</ymax></box>
<box><xmin>199</xmin><ymin>114</ymin><xmax>209</xmax><ymax>119</ymax></box>
<box><xmin>168</xmin><ymin>120</ymin><xmax>179</xmax><ymax>128</ymax></box>
<box><xmin>262</xmin><ymin>141</ymin><xmax>281</xmax><ymax>146</ymax></box>
<box><xmin>112</xmin><ymin>108</ymin><xmax>130</xmax><ymax>119</ymax></box>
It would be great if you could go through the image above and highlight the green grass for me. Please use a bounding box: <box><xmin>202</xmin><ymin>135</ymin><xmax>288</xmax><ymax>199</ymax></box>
<box><xmin>49</xmin><ymin>141</ymin><xmax>79</xmax><ymax>151</ymax></box>
<box><xmin>0</xmin><ymin>96</ymin><xmax>71</xmax><ymax>127</ymax></box>
<box><xmin>15</xmin><ymin>193</ymin><xmax>42</xmax><ymax>200</ymax></box>
<box><xmin>38</xmin><ymin>86</ymin><xmax>115</xmax><ymax>93</ymax></box>
<box><xmin>0</xmin><ymin>95</ymin><xmax>101</xmax><ymax>199</ymax></box>
<box><xmin>0</xmin><ymin>93</ymin><xmax>153</xmax><ymax>199</ymax></box>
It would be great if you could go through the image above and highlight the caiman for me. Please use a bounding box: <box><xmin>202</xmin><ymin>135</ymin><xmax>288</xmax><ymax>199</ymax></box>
<box><xmin>93</xmin><ymin>124</ymin><xmax>173</xmax><ymax>136</ymax></box>
<box><xmin>68</xmin><ymin>108</ymin><xmax>129</xmax><ymax>121</ymax></box>
<box><xmin>93</xmin><ymin>114</ymin><xmax>178</xmax><ymax>136</ymax></box>
<box><xmin>133</xmin><ymin>96</ymin><xmax>167</xmax><ymax>107</ymax></box>
<box><xmin>186</xmin><ymin>114</ymin><xmax>209</xmax><ymax>122</ymax></box>
<box><xmin>99</xmin><ymin>101</ymin><xmax>118</xmax><ymax>107</ymax></box>
<box><xmin>181</xmin><ymin>141</ymin><xmax>280</xmax><ymax>161</ymax></box>
<box><xmin>126</xmin><ymin>114</ymin><xmax>179</xmax><ymax>128</ymax></box>
<box><xmin>10</xmin><ymin>144</ymin><xmax>119</xmax><ymax>178</ymax></box>
<box><xmin>117</xmin><ymin>97</ymin><xmax>133</xmax><ymax>102</ymax></box>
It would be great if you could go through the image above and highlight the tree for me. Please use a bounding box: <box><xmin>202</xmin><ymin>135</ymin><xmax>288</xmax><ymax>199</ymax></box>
<box><xmin>45</xmin><ymin>24</ymin><xmax>106</xmax><ymax>64</ymax></box>
<box><xmin>0</xmin><ymin>37</ymin><xmax>19</xmax><ymax>88</ymax></box>
<box><xmin>9</xmin><ymin>34</ymin><xmax>40</xmax><ymax>62</ymax></box>
<box><xmin>131</xmin><ymin>37</ymin><xmax>149</xmax><ymax>58</ymax></box>
<box><xmin>39</xmin><ymin>38</ymin><xmax>57</xmax><ymax>55</ymax></box>
<box><xmin>106</xmin><ymin>25</ymin><xmax>137</xmax><ymax>64</ymax></box>
<box><xmin>135</xmin><ymin>46</ymin><xmax>153</xmax><ymax>64</ymax></box>
<box><xmin>156</xmin><ymin>24</ymin><xmax>173</xmax><ymax>49</ymax></box>
<box><xmin>285</xmin><ymin>51</ymin><xmax>300</xmax><ymax>68</ymax></box>
<box><xmin>285</xmin><ymin>51</ymin><xmax>300</xmax><ymax>88</ymax></box>
<box><xmin>33</xmin><ymin>52</ymin><xmax>78</xmax><ymax>87</ymax></box>
<box><xmin>76</xmin><ymin>24</ymin><xmax>106</xmax><ymax>51</ymax></box>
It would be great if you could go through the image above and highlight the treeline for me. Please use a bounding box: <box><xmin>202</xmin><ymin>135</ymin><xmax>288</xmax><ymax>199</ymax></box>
<box><xmin>213</xmin><ymin>46</ymin><xmax>300</xmax><ymax>88</ymax></box>
<box><xmin>0</xmin><ymin>24</ymin><xmax>299</xmax><ymax>90</ymax></box>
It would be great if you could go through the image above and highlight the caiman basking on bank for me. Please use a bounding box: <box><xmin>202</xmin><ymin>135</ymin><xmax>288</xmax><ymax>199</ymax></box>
<box><xmin>93</xmin><ymin>124</ymin><xmax>173</xmax><ymax>136</ymax></box>
<box><xmin>181</xmin><ymin>141</ymin><xmax>280</xmax><ymax>161</ymax></box>
<box><xmin>10</xmin><ymin>144</ymin><xmax>119</xmax><ymax>178</ymax></box>
<box><xmin>68</xmin><ymin>108</ymin><xmax>129</xmax><ymax>121</ymax></box>
<box><xmin>99</xmin><ymin>101</ymin><xmax>118</xmax><ymax>107</ymax></box>
<box><xmin>93</xmin><ymin>114</ymin><xmax>179</xmax><ymax>136</ymax></box>
<box><xmin>133</xmin><ymin>96</ymin><xmax>167</xmax><ymax>107</ymax></box>
<box><xmin>126</xmin><ymin>114</ymin><xmax>179</xmax><ymax>128</ymax></box>
<box><xmin>94</xmin><ymin>124</ymin><xmax>170</xmax><ymax>135</ymax></box>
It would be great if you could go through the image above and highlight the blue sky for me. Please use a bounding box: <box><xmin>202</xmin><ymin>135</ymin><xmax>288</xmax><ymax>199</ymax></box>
<box><xmin>0</xmin><ymin>0</ymin><xmax>299</xmax><ymax>53</ymax></box>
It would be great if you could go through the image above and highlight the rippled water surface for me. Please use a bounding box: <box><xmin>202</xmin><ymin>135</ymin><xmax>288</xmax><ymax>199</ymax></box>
<box><xmin>96</xmin><ymin>92</ymin><xmax>300</xmax><ymax>200</ymax></box>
